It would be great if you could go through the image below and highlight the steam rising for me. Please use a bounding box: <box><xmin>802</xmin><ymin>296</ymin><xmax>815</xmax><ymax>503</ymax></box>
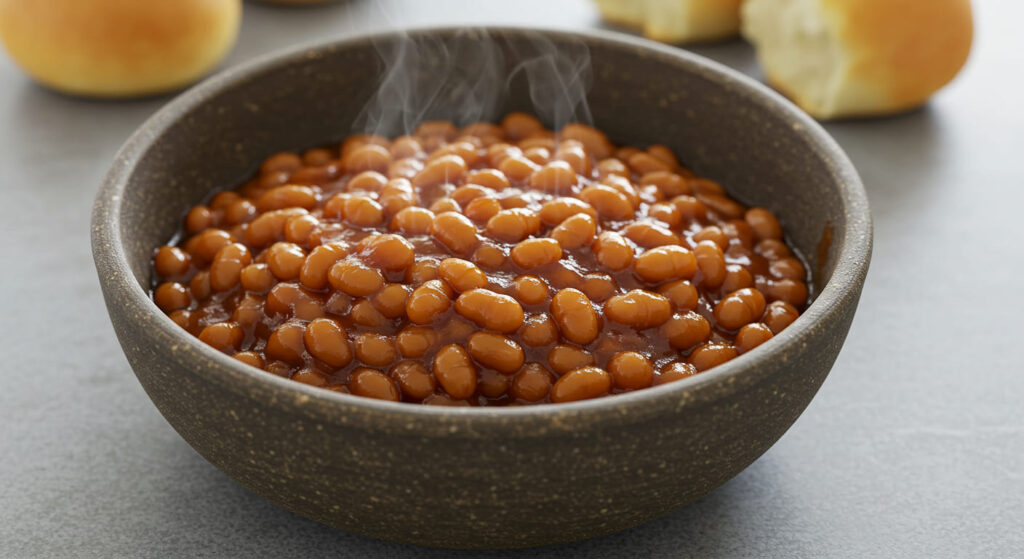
<box><xmin>355</xmin><ymin>29</ymin><xmax>593</xmax><ymax>136</ymax></box>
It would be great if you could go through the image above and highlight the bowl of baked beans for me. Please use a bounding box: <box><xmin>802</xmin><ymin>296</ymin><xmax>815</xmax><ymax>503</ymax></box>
<box><xmin>93</xmin><ymin>27</ymin><xmax>871</xmax><ymax>549</ymax></box>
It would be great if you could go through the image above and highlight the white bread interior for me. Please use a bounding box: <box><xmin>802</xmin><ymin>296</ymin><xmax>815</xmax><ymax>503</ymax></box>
<box><xmin>595</xmin><ymin>0</ymin><xmax>742</xmax><ymax>44</ymax></box>
<box><xmin>742</xmin><ymin>0</ymin><xmax>974</xmax><ymax>119</ymax></box>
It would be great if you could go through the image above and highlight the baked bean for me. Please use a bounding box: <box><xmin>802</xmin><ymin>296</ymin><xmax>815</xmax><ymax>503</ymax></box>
<box><xmin>349</xmin><ymin>368</ymin><xmax>400</xmax><ymax>401</ymax></box>
<box><xmin>578</xmin><ymin>274</ymin><xmax>617</xmax><ymax>302</ymax></box>
<box><xmin>328</xmin><ymin>259</ymin><xmax>384</xmax><ymax>297</ymax></box>
<box><xmin>354</xmin><ymin>333</ymin><xmax>397</xmax><ymax>367</ymax></box>
<box><xmin>628</xmin><ymin>151</ymin><xmax>671</xmax><ymax>175</ymax></box>
<box><xmin>191</xmin><ymin>229</ymin><xmax>234</xmax><ymax>263</ymax></box>
<box><xmin>693</xmin><ymin>240</ymin><xmax>726</xmax><ymax>288</ymax></box>
<box><xmin>503</xmin><ymin>112</ymin><xmax>543</xmax><ymax>140</ymax></box>
<box><xmin>647</xmin><ymin>202</ymin><xmax>682</xmax><ymax>229</ymax></box>
<box><xmin>608</xmin><ymin>351</ymin><xmax>654</xmax><ymax>390</ymax></box>
<box><xmin>746</xmin><ymin>207</ymin><xmax>783</xmax><ymax>241</ymax></box>
<box><xmin>622</xmin><ymin>222</ymin><xmax>678</xmax><ymax>249</ymax></box>
<box><xmin>207</xmin><ymin>243</ymin><xmax>251</xmax><ymax>291</ymax></box>
<box><xmin>693</xmin><ymin>225</ymin><xmax>728</xmax><ymax>250</ymax></box>
<box><xmin>579</xmin><ymin>184</ymin><xmax>634</xmax><ymax>220</ymax></box>
<box><xmin>550</xmin><ymin>288</ymin><xmax>600</xmax><ymax>345</ymax></box>
<box><xmin>391</xmin><ymin>361</ymin><xmax>436</xmax><ymax>400</ymax></box>
<box><xmin>189</xmin><ymin>271</ymin><xmax>211</xmax><ymax>301</ymax></box>
<box><xmin>529</xmin><ymin>161</ymin><xmax>578</xmax><ymax>192</ymax></box>
<box><xmin>342</xmin><ymin>144</ymin><xmax>391</xmax><ymax>173</ymax></box>
<box><xmin>432</xmin><ymin>212</ymin><xmax>479</xmax><ymax>254</ymax></box>
<box><xmin>155</xmin><ymin>119</ymin><xmax>807</xmax><ymax>405</ymax></box>
<box><xmin>432</xmin><ymin>344</ymin><xmax>477</xmax><ymax>399</ymax></box>
<box><xmin>663</xmin><ymin>311</ymin><xmax>711</xmax><ymax>350</ymax></box>
<box><xmin>770</xmin><ymin>257</ymin><xmax>807</xmax><ymax>281</ymax></box>
<box><xmin>256</xmin><ymin>184</ymin><xmax>317</xmax><ymax>212</ymax></box>
<box><xmin>523</xmin><ymin>146</ymin><xmax>551</xmax><ymax>166</ymax></box>
<box><xmin>240</xmin><ymin>263</ymin><xmax>275</xmax><ymax>293</ymax></box>
<box><xmin>722</xmin><ymin>265</ymin><xmax>755</xmax><ymax>293</ymax></box>
<box><xmin>405</xmin><ymin>259</ymin><xmax>439</xmax><ymax>284</ymax></box>
<box><xmin>511</xmin><ymin>238</ymin><xmax>563</xmax><ymax>269</ymax></box>
<box><xmin>390</xmin><ymin>207</ymin><xmax>435</xmax><ymax>235</ymax></box>
<box><xmin>605</xmin><ymin>290</ymin><xmax>672</xmax><ymax>329</ymax></box>
<box><xmin>736</xmin><ymin>323</ymin><xmax>774</xmax><ymax>354</ymax></box>
<box><xmin>397</xmin><ymin>325</ymin><xmax>438</xmax><ymax>357</ymax></box>
<box><xmin>672</xmin><ymin>195</ymin><xmax>707</xmax><ymax>222</ymax></box>
<box><xmin>473</xmin><ymin>243</ymin><xmax>507</xmax><ymax>270</ymax></box>
<box><xmin>343</xmin><ymin>196</ymin><xmax>384</xmax><ymax>227</ymax></box>
<box><xmin>185</xmin><ymin>205</ymin><xmax>214</xmax><ymax>235</ymax></box>
<box><xmin>763</xmin><ymin>300</ymin><xmax>800</xmax><ymax>333</ymax></box>
<box><xmin>246</xmin><ymin>208</ymin><xmax>308</xmax><ymax>248</ymax></box>
<box><xmin>360</xmin><ymin>233</ymin><xmax>414</xmax><ymax>271</ymax></box>
<box><xmin>265</xmin><ymin>321</ymin><xmax>307</xmax><ymax>365</ymax></box>
<box><xmin>756</xmin><ymin>238</ymin><xmax>793</xmax><ymax>261</ymax></box>
<box><xmin>413</xmin><ymin>154</ymin><xmax>467</xmax><ymax>188</ymax></box>
<box><xmin>467</xmin><ymin>332</ymin><xmax>525</xmax><ymax>374</ymax></box>
<box><xmin>466</xmin><ymin>168</ymin><xmax>510</xmax><ymax>190</ymax></box>
<box><xmin>512</xmin><ymin>276</ymin><xmax>547</xmax><ymax>305</ymax></box>
<box><xmin>438</xmin><ymin>258</ymin><xmax>488</xmax><ymax>292</ymax></box>
<box><xmin>387</xmin><ymin>157</ymin><xmax>424</xmax><ymax>180</ymax></box>
<box><xmin>539</xmin><ymin>197</ymin><xmax>596</xmax><ymax>225</ymax></box>
<box><xmin>233</xmin><ymin>351</ymin><xmax>265</xmax><ymax>369</ymax></box>
<box><xmin>511</xmin><ymin>363</ymin><xmax>555</xmax><ymax>402</ymax></box>
<box><xmin>154</xmin><ymin>246</ymin><xmax>191</xmax><ymax>278</ymax></box>
<box><xmin>655</xmin><ymin>361</ymin><xmax>699</xmax><ymax>384</ymax></box>
<box><xmin>260</xmin><ymin>152</ymin><xmax>302</xmax><ymax>175</ymax></box>
<box><xmin>560</xmin><ymin>123</ymin><xmax>612</xmax><ymax>159</ymax></box>
<box><xmin>370</xmin><ymin>283</ymin><xmax>411</xmax><ymax>318</ymax></box>
<box><xmin>550</xmin><ymin>213</ymin><xmax>597</xmax><ymax>250</ymax></box>
<box><xmin>299</xmin><ymin>243</ymin><xmax>347</xmax><ymax>290</ymax></box>
<box><xmin>689</xmin><ymin>343</ymin><xmax>738</xmax><ymax>372</ymax></box>
<box><xmin>714</xmin><ymin>288</ymin><xmax>767</xmax><ymax>330</ymax></box>
<box><xmin>634</xmin><ymin>246</ymin><xmax>697</xmax><ymax>284</ymax></box>
<box><xmin>198</xmin><ymin>322</ymin><xmax>242</xmax><ymax>352</ymax></box>
<box><xmin>303</xmin><ymin>318</ymin><xmax>352</xmax><ymax>368</ymax></box>
<box><xmin>764</xmin><ymin>279</ymin><xmax>809</xmax><ymax>307</ymax></box>
<box><xmin>519</xmin><ymin>314</ymin><xmax>559</xmax><ymax>346</ymax></box>
<box><xmin>266</xmin><ymin>242</ymin><xmax>306</xmax><ymax>281</ymax></box>
<box><xmin>464</xmin><ymin>197</ymin><xmax>502</xmax><ymax>223</ymax></box>
<box><xmin>550</xmin><ymin>366</ymin><xmax>611</xmax><ymax>403</ymax></box>
<box><xmin>592</xmin><ymin>232</ymin><xmax>635</xmax><ymax>271</ymax></box>
<box><xmin>547</xmin><ymin>345</ymin><xmax>596</xmax><ymax>375</ymax></box>
<box><xmin>486</xmin><ymin>208</ymin><xmax>541</xmax><ymax>243</ymax></box>
<box><xmin>658</xmin><ymin>280</ymin><xmax>699</xmax><ymax>310</ymax></box>
<box><xmin>154</xmin><ymin>282</ymin><xmax>190</xmax><ymax>312</ymax></box>
<box><xmin>405</xmin><ymin>280</ymin><xmax>453</xmax><ymax>324</ymax></box>
<box><xmin>596</xmin><ymin>158</ymin><xmax>629</xmax><ymax>179</ymax></box>
<box><xmin>455</xmin><ymin>288</ymin><xmax>524</xmax><ymax>332</ymax></box>
<box><xmin>265</xmin><ymin>282</ymin><xmax>324</xmax><ymax>320</ymax></box>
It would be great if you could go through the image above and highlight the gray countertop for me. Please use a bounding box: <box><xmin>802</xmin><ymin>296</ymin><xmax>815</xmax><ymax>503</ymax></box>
<box><xmin>2</xmin><ymin>1</ymin><xmax>1021</xmax><ymax>557</ymax></box>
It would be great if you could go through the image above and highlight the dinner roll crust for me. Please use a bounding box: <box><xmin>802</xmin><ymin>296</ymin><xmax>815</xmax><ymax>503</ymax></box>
<box><xmin>742</xmin><ymin>0</ymin><xmax>973</xmax><ymax>119</ymax></box>
<box><xmin>595</xmin><ymin>0</ymin><xmax>742</xmax><ymax>44</ymax></box>
<box><xmin>0</xmin><ymin>0</ymin><xmax>241</xmax><ymax>98</ymax></box>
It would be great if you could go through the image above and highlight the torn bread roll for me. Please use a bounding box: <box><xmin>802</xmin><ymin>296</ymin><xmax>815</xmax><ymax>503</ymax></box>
<box><xmin>594</xmin><ymin>0</ymin><xmax>742</xmax><ymax>44</ymax></box>
<box><xmin>0</xmin><ymin>0</ymin><xmax>241</xmax><ymax>98</ymax></box>
<box><xmin>742</xmin><ymin>0</ymin><xmax>973</xmax><ymax>119</ymax></box>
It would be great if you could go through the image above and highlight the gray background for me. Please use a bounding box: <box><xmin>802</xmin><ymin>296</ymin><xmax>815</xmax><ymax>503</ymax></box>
<box><xmin>2</xmin><ymin>1</ymin><xmax>1021</xmax><ymax>557</ymax></box>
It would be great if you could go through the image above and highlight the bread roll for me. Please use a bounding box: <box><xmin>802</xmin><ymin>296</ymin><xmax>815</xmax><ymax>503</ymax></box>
<box><xmin>742</xmin><ymin>0</ymin><xmax>973</xmax><ymax>119</ymax></box>
<box><xmin>594</xmin><ymin>0</ymin><xmax>742</xmax><ymax>44</ymax></box>
<box><xmin>0</xmin><ymin>0</ymin><xmax>241</xmax><ymax>98</ymax></box>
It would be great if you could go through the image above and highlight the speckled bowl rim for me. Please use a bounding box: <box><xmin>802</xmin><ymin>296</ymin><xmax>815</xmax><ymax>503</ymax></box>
<box><xmin>93</xmin><ymin>26</ymin><xmax>871</xmax><ymax>431</ymax></box>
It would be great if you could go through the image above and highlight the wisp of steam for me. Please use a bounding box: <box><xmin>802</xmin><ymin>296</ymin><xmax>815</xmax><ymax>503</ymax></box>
<box><xmin>354</xmin><ymin>29</ymin><xmax>594</xmax><ymax>137</ymax></box>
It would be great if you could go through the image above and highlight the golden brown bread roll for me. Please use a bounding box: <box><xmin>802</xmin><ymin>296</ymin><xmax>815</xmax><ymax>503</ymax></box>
<box><xmin>742</xmin><ymin>0</ymin><xmax>974</xmax><ymax>119</ymax></box>
<box><xmin>594</xmin><ymin>0</ymin><xmax>742</xmax><ymax>44</ymax></box>
<box><xmin>0</xmin><ymin>0</ymin><xmax>241</xmax><ymax>98</ymax></box>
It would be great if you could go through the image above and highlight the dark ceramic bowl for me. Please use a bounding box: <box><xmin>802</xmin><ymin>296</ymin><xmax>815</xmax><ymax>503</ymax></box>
<box><xmin>92</xmin><ymin>27</ymin><xmax>871</xmax><ymax>549</ymax></box>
